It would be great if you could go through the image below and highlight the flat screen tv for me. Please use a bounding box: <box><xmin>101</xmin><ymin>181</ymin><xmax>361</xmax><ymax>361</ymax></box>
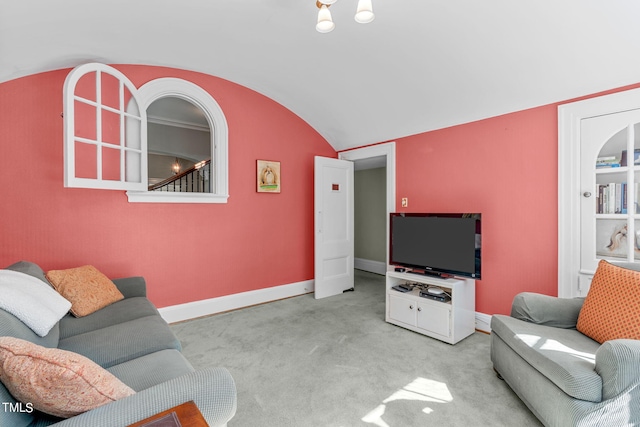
<box><xmin>389</xmin><ymin>213</ymin><xmax>481</xmax><ymax>279</ymax></box>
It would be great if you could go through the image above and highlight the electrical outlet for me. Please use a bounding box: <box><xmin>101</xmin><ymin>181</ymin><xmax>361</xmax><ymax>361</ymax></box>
<box><xmin>401</xmin><ymin>197</ymin><xmax>408</xmax><ymax>208</ymax></box>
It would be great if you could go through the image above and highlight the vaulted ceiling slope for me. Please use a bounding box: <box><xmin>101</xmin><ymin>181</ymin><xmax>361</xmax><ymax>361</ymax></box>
<box><xmin>2</xmin><ymin>1</ymin><xmax>640</xmax><ymax>151</ymax></box>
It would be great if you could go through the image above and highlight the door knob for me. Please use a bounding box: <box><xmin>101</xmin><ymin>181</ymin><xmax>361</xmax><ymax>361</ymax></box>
<box><xmin>583</xmin><ymin>191</ymin><xmax>592</xmax><ymax>198</ymax></box>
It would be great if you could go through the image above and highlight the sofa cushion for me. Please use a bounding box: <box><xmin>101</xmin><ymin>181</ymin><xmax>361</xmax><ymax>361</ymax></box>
<box><xmin>491</xmin><ymin>314</ymin><xmax>603</xmax><ymax>402</ymax></box>
<box><xmin>112</xmin><ymin>276</ymin><xmax>147</xmax><ymax>298</ymax></box>
<box><xmin>5</xmin><ymin>260</ymin><xmax>50</xmax><ymax>285</ymax></box>
<box><xmin>577</xmin><ymin>260</ymin><xmax>640</xmax><ymax>343</ymax></box>
<box><xmin>58</xmin><ymin>315</ymin><xmax>181</xmax><ymax>368</ymax></box>
<box><xmin>59</xmin><ymin>297</ymin><xmax>160</xmax><ymax>339</ymax></box>
<box><xmin>46</xmin><ymin>265</ymin><xmax>124</xmax><ymax>317</ymax></box>
<box><xmin>0</xmin><ymin>309</ymin><xmax>60</xmax><ymax>349</ymax></box>
<box><xmin>107</xmin><ymin>349</ymin><xmax>194</xmax><ymax>392</ymax></box>
<box><xmin>0</xmin><ymin>337</ymin><xmax>135</xmax><ymax>418</ymax></box>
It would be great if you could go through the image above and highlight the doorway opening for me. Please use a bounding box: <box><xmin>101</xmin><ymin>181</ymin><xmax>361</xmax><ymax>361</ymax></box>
<box><xmin>340</xmin><ymin>142</ymin><xmax>396</xmax><ymax>281</ymax></box>
<box><xmin>354</xmin><ymin>157</ymin><xmax>387</xmax><ymax>275</ymax></box>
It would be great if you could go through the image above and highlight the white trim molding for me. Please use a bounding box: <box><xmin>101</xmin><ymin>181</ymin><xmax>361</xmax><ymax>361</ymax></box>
<box><xmin>354</xmin><ymin>258</ymin><xmax>387</xmax><ymax>275</ymax></box>
<box><xmin>339</xmin><ymin>142</ymin><xmax>396</xmax><ymax>267</ymax></box>
<box><xmin>159</xmin><ymin>279</ymin><xmax>314</xmax><ymax>324</ymax></box>
<box><xmin>475</xmin><ymin>312</ymin><xmax>492</xmax><ymax>333</ymax></box>
<box><xmin>127</xmin><ymin>77</ymin><xmax>229</xmax><ymax>203</ymax></box>
<box><xmin>558</xmin><ymin>87</ymin><xmax>640</xmax><ymax>298</ymax></box>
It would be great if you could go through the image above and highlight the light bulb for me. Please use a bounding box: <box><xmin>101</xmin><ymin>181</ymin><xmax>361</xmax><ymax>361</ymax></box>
<box><xmin>355</xmin><ymin>0</ymin><xmax>375</xmax><ymax>24</ymax></box>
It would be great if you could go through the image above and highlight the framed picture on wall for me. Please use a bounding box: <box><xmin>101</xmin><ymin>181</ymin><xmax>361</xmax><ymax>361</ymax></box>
<box><xmin>257</xmin><ymin>160</ymin><xmax>281</xmax><ymax>193</ymax></box>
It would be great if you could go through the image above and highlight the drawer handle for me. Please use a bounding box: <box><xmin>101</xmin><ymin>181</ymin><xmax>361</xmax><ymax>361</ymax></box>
<box><xmin>409</xmin><ymin>305</ymin><xmax>414</xmax><ymax>310</ymax></box>
<box><xmin>417</xmin><ymin>307</ymin><xmax>422</xmax><ymax>312</ymax></box>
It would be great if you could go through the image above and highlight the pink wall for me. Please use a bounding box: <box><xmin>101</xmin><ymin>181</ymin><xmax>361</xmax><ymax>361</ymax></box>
<box><xmin>3</xmin><ymin>63</ymin><xmax>640</xmax><ymax>316</ymax></box>
<box><xmin>394</xmin><ymin>107</ymin><xmax>559</xmax><ymax>315</ymax></box>
<box><xmin>0</xmin><ymin>65</ymin><xmax>336</xmax><ymax>308</ymax></box>
<box><xmin>392</xmin><ymin>83</ymin><xmax>640</xmax><ymax>315</ymax></box>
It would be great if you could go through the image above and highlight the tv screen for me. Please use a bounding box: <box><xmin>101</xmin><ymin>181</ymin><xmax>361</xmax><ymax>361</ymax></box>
<box><xmin>390</xmin><ymin>213</ymin><xmax>481</xmax><ymax>279</ymax></box>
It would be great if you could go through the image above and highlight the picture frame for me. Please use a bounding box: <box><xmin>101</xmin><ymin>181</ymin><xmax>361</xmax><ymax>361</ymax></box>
<box><xmin>257</xmin><ymin>160</ymin><xmax>281</xmax><ymax>193</ymax></box>
<box><xmin>595</xmin><ymin>219</ymin><xmax>640</xmax><ymax>260</ymax></box>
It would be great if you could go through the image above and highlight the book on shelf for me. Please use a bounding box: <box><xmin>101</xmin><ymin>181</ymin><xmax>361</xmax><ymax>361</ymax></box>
<box><xmin>596</xmin><ymin>156</ymin><xmax>621</xmax><ymax>168</ymax></box>
<box><xmin>597</xmin><ymin>182</ymin><xmax>640</xmax><ymax>214</ymax></box>
<box><xmin>620</xmin><ymin>149</ymin><xmax>640</xmax><ymax>167</ymax></box>
<box><xmin>596</xmin><ymin>163</ymin><xmax>621</xmax><ymax>168</ymax></box>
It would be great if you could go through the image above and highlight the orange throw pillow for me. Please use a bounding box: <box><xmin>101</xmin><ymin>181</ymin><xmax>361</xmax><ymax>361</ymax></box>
<box><xmin>577</xmin><ymin>260</ymin><xmax>640</xmax><ymax>343</ymax></box>
<box><xmin>0</xmin><ymin>337</ymin><xmax>135</xmax><ymax>418</ymax></box>
<box><xmin>46</xmin><ymin>265</ymin><xmax>124</xmax><ymax>317</ymax></box>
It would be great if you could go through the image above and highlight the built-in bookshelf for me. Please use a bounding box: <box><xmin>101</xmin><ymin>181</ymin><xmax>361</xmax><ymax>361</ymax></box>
<box><xmin>558</xmin><ymin>86</ymin><xmax>640</xmax><ymax>298</ymax></box>
<box><xmin>592</xmin><ymin>131</ymin><xmax>640</xmax><ymax>264</ymax></box>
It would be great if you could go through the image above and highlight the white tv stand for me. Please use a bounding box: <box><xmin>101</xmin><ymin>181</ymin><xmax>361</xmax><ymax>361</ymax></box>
<box><xmin>385</xmin><ymin>269</ymin><xmax>475</xmax><ymax>344</ymax></box>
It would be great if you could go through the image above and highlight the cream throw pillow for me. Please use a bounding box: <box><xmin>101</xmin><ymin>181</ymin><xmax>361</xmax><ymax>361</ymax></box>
<box><xmin>46</xmin><ymin>265</ymin><xmax>124</xmax><ymax>317</ymax></box>
<box><xmin>0</xmin><ymin>337</ymin><xmax>135</xmax><ymax>418</ymax></box>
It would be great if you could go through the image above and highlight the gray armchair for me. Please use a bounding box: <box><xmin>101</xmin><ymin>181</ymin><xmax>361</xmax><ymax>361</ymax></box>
<box><xmin>491</xmin><ymin>292</ymin><xmax>640</xmax><ymax>426</ymax></box>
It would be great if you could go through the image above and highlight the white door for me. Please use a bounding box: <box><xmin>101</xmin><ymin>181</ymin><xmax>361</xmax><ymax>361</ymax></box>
<box><xmin>314</xmin><ymin>156</ymin><xmax>354</xmax><ymax>299</ymax></box>
<box><xmin>579</xmin><ymin>109</ymin><xmax>640</xmax><ymax>292</ymax></box>
<box><xmin>559</xmin><ymin>87</ymin><xmax>640</xmax><ymax>298</ymax></box>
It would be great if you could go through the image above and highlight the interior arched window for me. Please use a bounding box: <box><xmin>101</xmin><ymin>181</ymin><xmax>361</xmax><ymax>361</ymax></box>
<box><xmin>63</xmin><ymin>63</ymin><xmax>229</xmax><ymax>203</ymax></box>
<box><xmin>146</xmin><ymin>97</ymin><xmax>211</xmax><ymax>193</ymax></box>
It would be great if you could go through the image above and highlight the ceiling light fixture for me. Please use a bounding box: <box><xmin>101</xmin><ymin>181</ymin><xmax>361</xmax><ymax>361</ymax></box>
<box><xmin>354</xmin><ymin>0</ymin><xmax>375</xmax><ymax>24</ymax></box>
<box><xmin>316</xmin><ymin>2</ymin><xmax>335</xmax><ymax>33</ymax></box>
<box><xmin>172</xmin><ymin>158</ymin><xmax>181</xmax><ymax>175</ymax></box>
<box><xmin>316</xmin><ymin>0</ymin><xmax>374</xmax><ymax>33</ymax></box>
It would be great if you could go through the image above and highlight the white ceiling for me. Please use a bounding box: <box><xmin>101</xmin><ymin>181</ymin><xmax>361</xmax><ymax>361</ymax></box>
<box><xmin>2</xmin><ymin>1</ymin><xmax>640</xmax><ymax>151</ymax></box>
<box><xmin>147</xmin><ymin>97</ymin><xmax>209</xmax><ymax>130</ymax></box>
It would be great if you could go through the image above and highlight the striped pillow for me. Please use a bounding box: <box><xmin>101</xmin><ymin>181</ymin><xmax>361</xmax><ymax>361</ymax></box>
<box><xmin>577</xmin><ymin>260</ymin><xmax>640</xmax><ymax>343</ymax></box>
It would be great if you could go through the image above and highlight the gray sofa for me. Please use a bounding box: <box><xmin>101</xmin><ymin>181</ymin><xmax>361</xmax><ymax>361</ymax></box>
<box><xmin>491</xmin><ymin>292</ymin><xmax>640</xmax><ymax>426</ymax></box>
<box><xmin>0</xmin><ymin>261</ymin><xmax>237</xmax><ymax>427</ymax></box>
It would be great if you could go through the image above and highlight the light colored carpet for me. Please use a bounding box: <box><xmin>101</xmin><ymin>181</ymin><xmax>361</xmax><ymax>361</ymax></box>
<box><xmin>171</xmin><ymin>270</ymin><xmax>542</xmax><ymax>426</ymax></box>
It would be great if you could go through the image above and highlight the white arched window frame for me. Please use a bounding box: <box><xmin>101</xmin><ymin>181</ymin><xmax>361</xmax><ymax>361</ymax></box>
<box><xmin>63</xmin><ymin>63</ymin><xmax>147</xmax><ymax>191</ymax></box>
<box><xmin>127</xmin><ymin>78</ymin><xmax>229</xmax><ymax>203</ymax></box>
<box><xmin>63</xmin><ymin>63</ymin><xmax>229</xmax><ymax>203</ymax></box>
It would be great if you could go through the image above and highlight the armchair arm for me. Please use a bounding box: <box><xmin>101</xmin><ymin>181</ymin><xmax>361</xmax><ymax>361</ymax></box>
<box><xmin>112</xmin><ymin>277</ymin><xmax>147</xmax><ymax>298</ymax></box>
<box><xmin>51</xmin><ymin>367</ymin><xmax>236</xmax><ymax>427</ymax></box>
<box><xmin>596</xmin><ymin>339</ymin><xmax>640</xmax><ymax>401</ymax></box>
<box><xmin>510</xmin><ymin>292</ymin><xmax>585</xmax><ymax>329</ymax></box>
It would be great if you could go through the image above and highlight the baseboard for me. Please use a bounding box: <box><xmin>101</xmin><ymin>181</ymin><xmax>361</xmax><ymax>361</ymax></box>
<box><xmin>159</xmin><ymin>279</ymin><xmax>315</xmax><ymax>324</ymax></box>
<box><xmin>159</xmin><ymin>279</ymin><xmax>494</xmax><ymax>334</ymax></box>
<box><xmin>354</xmin><ymin>258</ymin><xmax>387</xmax><ymax>275</ymax></box>
<box><xmin>475</xmin><ymin>312</ymin><xmax>492</xmax><ymax>333</ymax></box>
